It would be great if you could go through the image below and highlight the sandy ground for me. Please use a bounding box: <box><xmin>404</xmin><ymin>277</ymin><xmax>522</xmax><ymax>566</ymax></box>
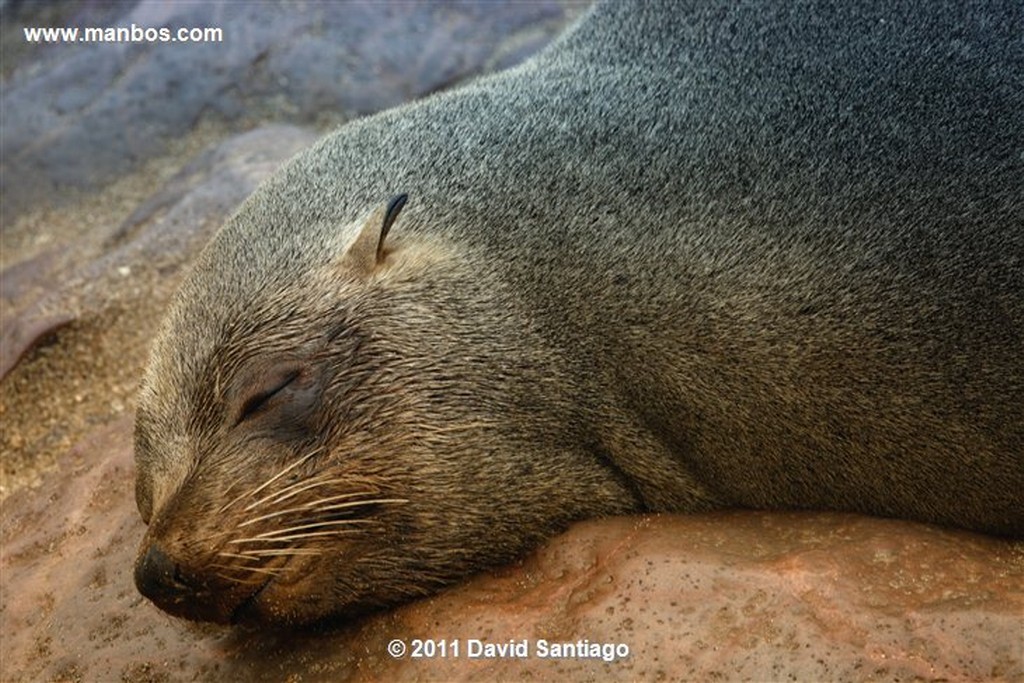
<box><xmin>1</xmin><ymin>124</ymin><xmax>228</xmax><ymax>499</ymax></box>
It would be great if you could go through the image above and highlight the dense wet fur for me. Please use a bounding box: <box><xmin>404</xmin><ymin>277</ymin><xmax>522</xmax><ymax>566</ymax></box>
<box><xmin>135</xmin><ymin>0</ymin><xmax>1023</xmax><ymax>625</ymax></box>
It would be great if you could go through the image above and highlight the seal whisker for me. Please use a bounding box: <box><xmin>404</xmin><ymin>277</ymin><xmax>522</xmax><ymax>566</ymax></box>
<box><xmin>230</xmin><ymin>524</ymin><xmax>370</xmax><ymax>544</ymax></box>
<box><xmin>316</xmin><ymin>497</ymin><xmax>409</xmax><ymax>511</ymax></box>
<box><xmin>293</xmin><ymin>490</ymin><xmax>393</xmax><ymax>510</ymax></box>
<box><xmin>260</xmin><ymin>469</ymin><xmax>341</xmax><ymax>499</ymax></box>
<box><xmin>217</xmin><ymin>551</ymin><xmax>264</xmax><ymax>563</ymax></box>
<box><xmin>229</xmin><ymin>548</ymin><xmax>325</xmax><ymax>558</ymax></box>
<box><xmin>209</xmin><ymin>562</ymin><xmax>284</xmax><ymax>578</ymax></box>
<box><xmin>222</xmin><ymin>447</ymin><xmax>324</xmax><ymax>513</ymax></box>
<box><xmin>230</xmin><ymin>530</ymin><xmax>365</xmax><ymax>544</ymax></box>
<box><xmin>215</xmin><ymin>472</ymin><xmax>251</xmax><ymax>515</ymax></box>
<box><xmin>258</xmin><ymin>520</ymin><xmax>375</xmax><ymax>536</ymax></box>
<box><xmin>244</xmin><ymin>474</ymin><xmax>355</xmax><ymax>512</ymax></box>
<box><xmin>238</xmin><ymin>492</ymin><xmax>394</xmax><ymax>528</ymax></box>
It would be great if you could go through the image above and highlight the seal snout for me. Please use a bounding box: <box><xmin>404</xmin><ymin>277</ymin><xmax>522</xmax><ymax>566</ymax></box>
<box><xmin>135</xmin><ymin>543</ymin><xmax>194</xmax><ymax>607</ymax></box>
<box><xmin>134</xmin><ymin>540</ymin><xmax>275</xmax><ymax>623</ymax></box>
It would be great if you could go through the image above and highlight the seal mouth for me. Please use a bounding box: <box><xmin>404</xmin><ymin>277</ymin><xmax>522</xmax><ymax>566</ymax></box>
<box><xmin>230</xmin><ymin>576</ymin><xmax>273</xmax><ymax>624</ymax></box>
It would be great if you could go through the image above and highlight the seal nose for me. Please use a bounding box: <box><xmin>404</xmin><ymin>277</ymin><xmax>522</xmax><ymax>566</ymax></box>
<box><xmin>135</xmin><ymin>544</ymin><xmax>193</xmax><ymax>605</ymax></box>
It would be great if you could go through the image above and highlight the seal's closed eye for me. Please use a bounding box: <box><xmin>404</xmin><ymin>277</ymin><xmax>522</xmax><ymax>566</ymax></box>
<box><xmin>235</xmin><ymin>367</ymin><xmax>302</xmax><ymax>425</ymax></box>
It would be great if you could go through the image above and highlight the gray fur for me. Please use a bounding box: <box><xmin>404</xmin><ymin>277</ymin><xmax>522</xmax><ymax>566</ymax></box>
<box><xmin>135</xmin><ymin>0</ymin><xmax>1023</xmax><ymax>624</ymax></box>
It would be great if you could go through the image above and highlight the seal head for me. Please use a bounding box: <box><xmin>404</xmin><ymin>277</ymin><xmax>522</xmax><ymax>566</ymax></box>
<box><xmin>133</xmin><ymin>196</ymin><xmax>638</xmax><ymax>624</ymax></box>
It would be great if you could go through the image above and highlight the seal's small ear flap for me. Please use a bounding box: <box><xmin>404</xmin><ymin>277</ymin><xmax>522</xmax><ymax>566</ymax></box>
<box><xmin>343</xmin><ymin>193</ymin><xmax>409</xmax><ymax>276</ymax></box>
<box><xmin>377</xmin><ymin>194</ymin><xmax>408</xmax><ymax>263</ymax></box>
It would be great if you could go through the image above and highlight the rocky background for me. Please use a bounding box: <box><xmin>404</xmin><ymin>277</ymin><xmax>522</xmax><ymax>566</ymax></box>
<box><xmin>1</xmin><ymin>2</ymin><xmax>1022</xmax><ymax>681</ymax></box>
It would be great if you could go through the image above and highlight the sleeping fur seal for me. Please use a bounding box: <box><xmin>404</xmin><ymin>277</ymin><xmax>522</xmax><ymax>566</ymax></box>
<box><xmin>134</xmin><ymin>0</ymin><xmax>1023</xmax><ymax>624</ymax></box>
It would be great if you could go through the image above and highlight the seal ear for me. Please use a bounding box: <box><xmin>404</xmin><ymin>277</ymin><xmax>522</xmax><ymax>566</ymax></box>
<box><xmin>343</xmin><ymin>194</ymin><xmax>409</xmax><ymax>276</ymax></box>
